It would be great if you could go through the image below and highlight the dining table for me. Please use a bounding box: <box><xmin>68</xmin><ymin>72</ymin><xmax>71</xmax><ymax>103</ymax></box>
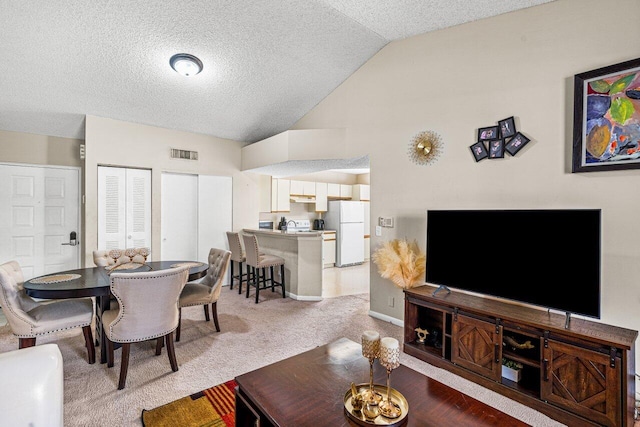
<box><xmin>23</xmin><ymin>261</ymin><xmax>208</xmax><ymax>364</ymax></box>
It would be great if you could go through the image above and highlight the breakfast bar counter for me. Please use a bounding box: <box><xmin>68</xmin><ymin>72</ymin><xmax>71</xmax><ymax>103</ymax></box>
<box><xmin>242</xmin><ymin>229</ymin><xmax>323</xmax><ymax>300</ymax></box>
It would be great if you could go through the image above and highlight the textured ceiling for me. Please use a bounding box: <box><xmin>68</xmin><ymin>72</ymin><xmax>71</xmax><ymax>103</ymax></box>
<box><xmin>0</xmin><ymin>0</ymin><xmax>554</xmax><ymax>144</ymax></box>
<box><xmin>246</xmin><ymin>155</ymin><xmax>371</xmax><ymax>178</ymax></box>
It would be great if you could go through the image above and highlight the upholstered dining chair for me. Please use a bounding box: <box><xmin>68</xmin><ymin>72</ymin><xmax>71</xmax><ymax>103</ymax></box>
<box><xmin>226</xmin><ymin>231</ymin><xmax>247</xmax><ymax>294</ymax></box>
<box><xmin>242</xmin><ymin>234</ymin><xmax>286</xmax><ymax>303</ymax></box>
<box><xmin>0</xmin><ymin>261</ymin><xmax>95</xmax><ymax>364</ymax></box>
<box><xmin>102</xmin><ymin>266</ymin><xmax>188</xmax><ymax>389</ymax></box>
<box><xmin>176</xmin><ymin>248</ymin><xmax>231</xmax><ymax>341</ymax></box>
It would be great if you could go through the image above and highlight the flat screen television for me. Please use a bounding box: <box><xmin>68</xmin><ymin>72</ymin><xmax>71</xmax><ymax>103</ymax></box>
<box><xmin>425</xmin><ymin>209</ymin><xmax>601</xmax><ymax>318</ymax></box>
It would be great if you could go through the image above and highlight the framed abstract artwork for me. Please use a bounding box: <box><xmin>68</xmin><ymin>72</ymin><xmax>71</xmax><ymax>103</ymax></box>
<box><xmin>572</xmin><ymin>57</ymin><xmax>640</xmax><ymax>172</ymax></box>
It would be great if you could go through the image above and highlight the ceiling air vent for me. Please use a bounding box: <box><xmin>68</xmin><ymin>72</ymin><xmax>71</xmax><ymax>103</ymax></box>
<box><xmin>171</xmin><ymin>148</ymin><xmax>198</xmax><ymax>160</ymax></box>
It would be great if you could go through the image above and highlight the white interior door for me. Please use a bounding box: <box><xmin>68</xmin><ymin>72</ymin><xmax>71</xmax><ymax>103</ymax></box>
<box><xmin>0</xmin><ymin>164</ymin><xmax>80</xmax><ymax>280</ymax></box>
<box><xmin>161</xmin><ymin>173</ymin><xmax>232</xmax><ymax>269</ymax></box>
<box><xmin>98</xmin><ymin>166</ymin><xmax>151</xmax><ymax>252</ymax></box>
<box><xmin>161</xmin><ymin>173</ymin><xmax>198</xmax><ymax>261</ymax></box>
<box><xmin>198</xmin><ymin>175</ymin><xmax>232</xmax><ymax>264</ymax></box>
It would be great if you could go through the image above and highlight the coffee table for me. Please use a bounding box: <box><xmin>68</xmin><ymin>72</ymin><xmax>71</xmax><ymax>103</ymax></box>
<box><xmin>234</xmin><ymin>337</ymin><xmax>529</xmax><ymax>426</ymax></box>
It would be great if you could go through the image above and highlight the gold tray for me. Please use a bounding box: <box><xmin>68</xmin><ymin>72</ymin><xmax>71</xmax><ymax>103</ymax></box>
<box><xmin>344</xmin><ymin>383</ymin><xmax>408</xmax><ymax>426</ymax></box>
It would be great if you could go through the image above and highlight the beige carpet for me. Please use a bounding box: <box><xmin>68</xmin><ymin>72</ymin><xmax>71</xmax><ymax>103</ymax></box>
<box><xmin>0</xmin><ymin>288</ymin><xmax>564</xmax><ymax>426</ymax></box>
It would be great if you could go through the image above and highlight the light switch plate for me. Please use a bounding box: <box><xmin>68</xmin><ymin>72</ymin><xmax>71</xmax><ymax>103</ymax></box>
<box><xmin>375</xmin><ymin>225</ymin><xmax>382</xmax><ymax>236</ymax></box>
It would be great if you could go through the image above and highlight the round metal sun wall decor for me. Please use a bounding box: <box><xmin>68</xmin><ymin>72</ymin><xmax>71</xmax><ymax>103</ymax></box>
<box><xmin>408</xmin><ymin>130</ymin><xmax>443</xmax><ymax>165</ymax></box>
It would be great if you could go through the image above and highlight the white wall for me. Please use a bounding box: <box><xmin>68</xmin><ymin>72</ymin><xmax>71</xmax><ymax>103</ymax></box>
<box><xmin>292</xmin><ymin>0</ymin><xmax>640</xmax><ymax>348</ymax></box>
<box><xmin>85</xmin><ymin>115</ymin><xmax>258</xmax><ymax>265</ymax></box>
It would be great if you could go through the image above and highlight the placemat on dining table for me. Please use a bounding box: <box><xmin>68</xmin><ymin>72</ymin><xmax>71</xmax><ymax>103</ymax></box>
<box><xmin>30</xmin><ymin>273</ymin><xmax>81</xmax><ymax>284</ymax></box>
<box><xmin>170</xmin><ymin>262</ymin><xmax>204</xmax><ymax>268</ymax></box>
<box><xmin>105</xmin><ymin>262</ymin><xmax>147</xmax><ymax>272</ymax></box>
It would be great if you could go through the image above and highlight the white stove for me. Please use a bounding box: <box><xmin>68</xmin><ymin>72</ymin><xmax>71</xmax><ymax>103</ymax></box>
<box><xmin>285</xmin><ymin>219</ymin><xmax>311</xmax><ymax>233</ymax></box>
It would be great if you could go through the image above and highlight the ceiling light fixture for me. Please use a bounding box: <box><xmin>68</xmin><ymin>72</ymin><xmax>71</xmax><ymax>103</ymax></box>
<box><xmin>169</xmin><ymin>53</ymin><xmax>203</xmax><ymax>77</ymax></box>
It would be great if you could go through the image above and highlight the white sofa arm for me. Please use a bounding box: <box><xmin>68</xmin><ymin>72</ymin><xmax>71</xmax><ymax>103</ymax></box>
<box><xmin>0</xmin><ymin>343</ymin><xmax>64</xmax><ymax>426</ymax></box>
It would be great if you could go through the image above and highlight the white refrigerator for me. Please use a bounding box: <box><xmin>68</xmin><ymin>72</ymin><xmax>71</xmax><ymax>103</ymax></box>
<box><xmin>324</xmin><ymin>201</ymin><xmax>365</xmax><ymax>267</ymax></box>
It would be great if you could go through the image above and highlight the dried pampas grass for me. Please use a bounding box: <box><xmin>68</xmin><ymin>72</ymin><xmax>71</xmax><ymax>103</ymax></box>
<box><xmin>372</xmin><ymin>238</ymin><xmax>426</xmax><ymax>289</ymax></box>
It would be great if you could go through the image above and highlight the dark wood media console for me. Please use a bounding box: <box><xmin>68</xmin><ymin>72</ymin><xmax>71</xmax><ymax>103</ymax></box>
<box><xmin>404</xmin><ymin>284</ymin><xmax>638</xmax><ymax>427</ymax></box>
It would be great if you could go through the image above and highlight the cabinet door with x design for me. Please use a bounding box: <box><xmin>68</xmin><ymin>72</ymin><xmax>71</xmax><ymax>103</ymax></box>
<box><xmin>451</xmin><ymin>312</ymin><xmax>503</xmax><ymax>382</ymax></box>
<box><xmin>541</xmin><ymin>338</ymin><xmax>621</xmax><ymax>427</ymax></box>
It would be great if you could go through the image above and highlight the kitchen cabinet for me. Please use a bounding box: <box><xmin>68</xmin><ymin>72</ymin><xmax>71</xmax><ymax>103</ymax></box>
<box><xmin>363</xmin><ymin>201</ymin><xmax>370</xmax><ymax>260</ymax></box>
<box><xmin>258</xmin><ymin>175</ymin><xmax>272</xmax><ymax>213</ymax></box>
<box><xmin>315</xmin><ymin>182</ymin><xmax>328</xmax><ymax>212</ymax></box>
<box><xmin>271</xmin><ymin>178</ymin><xmax>290</xmax><ymax>212</ymax></box>
<box><xmin>322</xmin><ymin>231</ymin><xmax>336</xmax><ymax>268</ymax></box>
<box><xmin>404</xmin><ymin>284</ymin><xmax>637</xmax><ymax>427</ymax></box>
<box><xmin>339</xmin><ymin>184</ymin><xmax>352</xmax><ymax>199</ymax></box>
<box><xmin>352</xmin><ymin>184</ymin><xmax>370</xmax><ymax>201</ymax></box>
<box><xmin>290</xmin><ymin>180</ymin><xmax>316</xmax><ymax>196</ymax></box>
<box><xmin>327</xmin><ymin>183</ymin><xmax>352</xmax><ymax>199</ymax></box>
<box><xmin>327</xmin><ymin>183</ymin><xmax>340</xmax><ymax>198</ymax></box>
<box><xmin>364</xmin><ymin>237</ymin><xmax>370</xmax><ymax>261</ymax></box>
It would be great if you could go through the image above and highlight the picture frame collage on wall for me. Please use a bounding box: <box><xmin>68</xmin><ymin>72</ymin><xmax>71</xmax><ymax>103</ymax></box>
<box><xmin>470</xmin><ymin>116</ymin><xmax>531</xmax><ymax>162</ymax></box>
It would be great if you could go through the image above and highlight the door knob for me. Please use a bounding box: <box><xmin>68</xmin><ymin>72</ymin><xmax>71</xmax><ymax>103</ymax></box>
<box><xmin>61</xmin><ymin>231</ymin><xmax>78</xmax><ymax>246</ymax></box>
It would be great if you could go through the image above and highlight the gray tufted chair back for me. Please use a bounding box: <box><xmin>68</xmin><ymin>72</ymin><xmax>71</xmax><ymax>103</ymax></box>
<box><xmin>175</xmin><ymin>248</ymin><xmax>231</xmax><ymax>340</ymax></box>
<box><xmin>242</xmin><ymin>234</ymin><xmax>261</xmax><ymax>268</ymax></box>
<box><xmin>200</xmin><ymin>248</ymin><xmax>231</xmax><ymax>301</ymax></box>
<box><xmin>106</xmin><ymin>266</ymin><xmax>188</xmax><ymax>343</ymax></box>
<box><xmin>226</xmin><ymin>232</ymin><xmax>245</xmax><ymax>263</ymax></box>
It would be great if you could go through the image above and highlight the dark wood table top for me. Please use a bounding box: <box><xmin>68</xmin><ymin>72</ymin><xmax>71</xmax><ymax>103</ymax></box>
<box><xmin>235</xmin><ymin>337</ymin><xmax>529</xmax><ymax>427</ymax></box>
<box><xmin>23</xmin><ymin>260</ymin><xmax>208</xmax><ymax>299</ymax></box>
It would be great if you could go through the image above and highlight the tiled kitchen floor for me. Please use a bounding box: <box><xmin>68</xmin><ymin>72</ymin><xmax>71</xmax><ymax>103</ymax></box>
<box><xmin>322</xmin><ymin>261</ymin><xmax>370</xmax><ymax>298</ymax></box>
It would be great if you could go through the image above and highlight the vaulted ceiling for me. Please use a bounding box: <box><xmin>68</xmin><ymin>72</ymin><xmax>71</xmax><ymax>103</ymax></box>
<box><xmin>0</xmin><ymin>1</ymin><xmax>554</xmax><ymax>144</ymax></box>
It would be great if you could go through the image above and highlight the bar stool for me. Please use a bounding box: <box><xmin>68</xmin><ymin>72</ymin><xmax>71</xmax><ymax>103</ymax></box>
<box><xmin>226</xmin><ymin>232</ymin><xmax>248</xmax><ymax>294</ymax></box>
<box><xmin>242</xmin><ymin>234</ymin><xmax>286</xmax><ymax>304</ymax></box>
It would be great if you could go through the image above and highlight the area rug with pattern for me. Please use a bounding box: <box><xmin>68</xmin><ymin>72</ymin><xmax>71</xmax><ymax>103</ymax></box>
<box><xmin>141</xmin><ymin>379</ymin><xmax>237</xmax><ymax>427</ymax></box>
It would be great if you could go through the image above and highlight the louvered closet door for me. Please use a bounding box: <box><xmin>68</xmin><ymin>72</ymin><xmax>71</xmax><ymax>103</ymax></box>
<box><xmin>98</xmin><ymin>166</ymin><xmax>151</xmax><ymax>251</ymax></box>
<box><xmin>125</xmin><ymin>168</ymin><xmax>151</xmax><ymax>249</ymax></box>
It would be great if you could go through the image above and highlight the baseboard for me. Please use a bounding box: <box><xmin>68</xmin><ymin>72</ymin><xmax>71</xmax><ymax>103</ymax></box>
<box><xmin>368</xmin><ymin>310</ymin><xmax>403</xmax><ymax>327</ymax></box>
<box><xmin>286</xmin><ymin>292</ymin><xmax>322</xmax><ymax>302</ymax></box>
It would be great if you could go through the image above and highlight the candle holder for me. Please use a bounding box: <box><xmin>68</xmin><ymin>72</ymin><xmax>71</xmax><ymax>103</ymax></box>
<box><xmin>124</xmin><ymin>248</ymin><xmax>137</xmax><ymax>260</ymax></box>
<box><xmin>107</xmin><ymin>249</ymin><xmax>122</xmax><ymax>271</ymax></box>
<box><xmin>361</xmin><ymin>331</ymin><xmax>383</xmax><ymax>406</ymax></box>
<box><xmin>138</xmin><ymin>247</ymin><xmax>149</xmax><ymax>263</ymax></box>
<box><xmin>379</xmin><ymin>338</ymin><xmax>402</xmax><ymax>419</ymax></box>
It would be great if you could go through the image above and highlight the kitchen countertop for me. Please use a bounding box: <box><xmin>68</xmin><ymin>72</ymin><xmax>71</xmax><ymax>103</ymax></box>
<box><xmin>242</xmin><ymin>228</ymin><xmax>323</xmax><ymax>300</ymax></box>
<box><xmin>248</xmin><ymin>229</ymin><xmax>322</xmax><ymax>238</ymax></box>
<box><xmin>250</xmin><ymin>229</ymin><xmax>335</xmax><ymax>236</ymax></box>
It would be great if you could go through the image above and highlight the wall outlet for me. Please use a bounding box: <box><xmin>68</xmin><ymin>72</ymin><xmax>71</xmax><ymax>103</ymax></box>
<box><xmin>388</xmin><ymin>296</ymin><xmax>394</xmax><ymax>307</ymax></box>
<box><xmin>375</xmin><ymin>225</ymin><xmax>382</xmax><ymax>236</ymax></box>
